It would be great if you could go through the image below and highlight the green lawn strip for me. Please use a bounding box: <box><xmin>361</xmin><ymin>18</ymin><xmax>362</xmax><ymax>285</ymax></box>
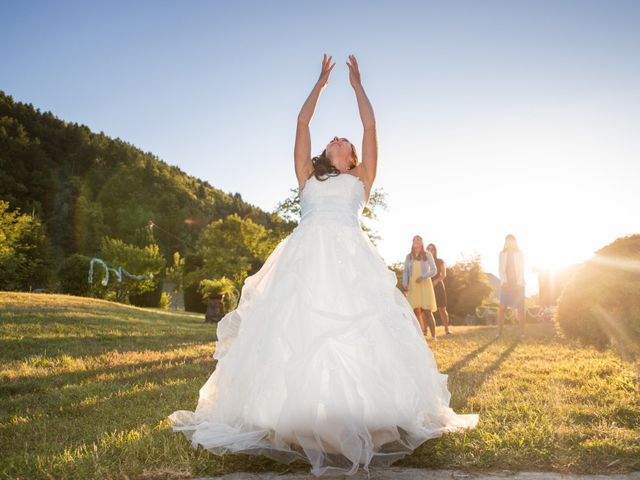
<box><xmin>1</xmin><ymin>292</ymin><xmax>638</xmax><ymax>479</ymax></box>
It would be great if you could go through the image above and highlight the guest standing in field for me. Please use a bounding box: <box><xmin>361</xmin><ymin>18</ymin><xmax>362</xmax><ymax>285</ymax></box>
<box><xmin>427</xmin><ymin>243</ymin><xmax>451</xmax><ymax>335</ymax></box>
<box><xmin>497</xmin><ymin>234</ymin><xmax>526</xmax><ymax>338</ymax></box>
<box><xmin>403</xmin><ymin>235</ymin><xmax>438</xmax><ymax>340</ymax></box>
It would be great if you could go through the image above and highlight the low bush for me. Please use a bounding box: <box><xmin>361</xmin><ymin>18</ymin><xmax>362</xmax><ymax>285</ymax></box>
<box><xmin>556</xmin><ymin>234</ymin><xmax>640</xmax><ymax>354</ymax></box>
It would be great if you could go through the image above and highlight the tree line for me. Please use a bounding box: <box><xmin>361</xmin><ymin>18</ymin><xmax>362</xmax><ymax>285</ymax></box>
<box><xmin>0</xmin><ymin>90</ymin><xmax>494</xmax><ymax>318</ymax></box>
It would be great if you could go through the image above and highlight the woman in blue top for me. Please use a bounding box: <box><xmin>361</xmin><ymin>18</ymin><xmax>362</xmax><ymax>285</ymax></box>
<box><xmin>402</xmin><ymin>235</ymin><xmax>438</xmax><ymax>339</ymax></box>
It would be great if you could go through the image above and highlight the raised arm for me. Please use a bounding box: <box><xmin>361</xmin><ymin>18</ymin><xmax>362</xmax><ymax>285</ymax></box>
<box><xmin>347</xmin><ymin>55</ymin><xmax>378</xmax><ymax>186</ymax></box>
<box><xmin>295</xmin><ymin>54</ymin><xmax>335</xmax><ymax>189</ymax></box>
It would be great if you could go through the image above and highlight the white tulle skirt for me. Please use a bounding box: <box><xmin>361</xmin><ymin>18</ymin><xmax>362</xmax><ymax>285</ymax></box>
<box><xmin>168</xmin><ymin>218</ymin><xmax>479</xmax><ymax>477</ymax></box>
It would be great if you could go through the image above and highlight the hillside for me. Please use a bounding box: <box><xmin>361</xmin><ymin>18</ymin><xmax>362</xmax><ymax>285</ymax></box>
<box><xmin>0</xmin><ymin>91</ymin><xmax>290</xmax><ymax>264</ymax></box>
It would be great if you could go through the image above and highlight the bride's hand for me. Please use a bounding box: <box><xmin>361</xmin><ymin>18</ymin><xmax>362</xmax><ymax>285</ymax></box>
<box><xmin>346</xmin><ymin>54</ymin><xmax>361</xmax><ymax>89</ymax></box>
<box><xmin>317</xmin><ymin>54</ymin><xmax>336</xmax><ymax>88</ymax></box>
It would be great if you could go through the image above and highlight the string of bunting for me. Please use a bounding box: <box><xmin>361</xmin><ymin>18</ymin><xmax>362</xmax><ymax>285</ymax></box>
<box><xmin>88</xmin><ymin>257</ymin><xmax>153</xmax><ymax>286</ymax></box>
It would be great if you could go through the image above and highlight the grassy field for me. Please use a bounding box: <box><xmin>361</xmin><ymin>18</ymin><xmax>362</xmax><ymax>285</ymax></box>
<box><xmin>1</xmin><ymin>291</ymin><xmax>639</xmax><ymax>479</ymax></box>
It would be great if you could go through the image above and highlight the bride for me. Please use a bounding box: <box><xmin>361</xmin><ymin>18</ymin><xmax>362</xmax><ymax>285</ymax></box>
<box><xmin>168</xmin><ymin>54</ymin><xmax>479</xmax><ymax>477</ymax></box>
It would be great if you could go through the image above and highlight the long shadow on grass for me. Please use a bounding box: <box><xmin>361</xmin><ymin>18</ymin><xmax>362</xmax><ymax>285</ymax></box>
<box><xmin>0</xmin><ymin>332</ymin><xmax>217</xmax><ymax>362</ymax></box>
<box><xmin>6</xmin><ymin>366</ymin><xmax>303</xmax><ymax>480</ymax></box>
<box><xmin>0</xmin><ymin>347</ymin><xmax>218</xmax><ymax>400</ymax></box>
<box><xmin>0</xmin><ymin>360</ymin><xmax>221</xmax><ymax>441</ymax></box>
<box><xmin>450</xmin><ymin>337</ymin><xmax>520</xmax><ymax>409</ymax></box>
<box><xmin>396</xmin><ymin>337</ymin><xmax>522</xmax><ymax>469</ymax></box>
<box><xmin>0</xmin><ymin>309</ymin><xmax>201</xmax><ymax>328</ymax></box>
<box><xmin>1</xmin><ymin>379</ymin><xmax>214</xmax><ymax>465</ymax></box>
<box><xmin>8</xmin><ymin>419</ymin><xmax>299</xmax><ymax>480</ymax></box>
<box><xmin>443</xmin><ymin>335</ymin><xmax>499</xmax><ymax>376</ymax></box>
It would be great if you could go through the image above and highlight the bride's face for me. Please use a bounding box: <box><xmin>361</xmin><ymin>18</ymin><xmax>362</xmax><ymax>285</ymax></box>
<box><xmin>326</xmin><ymin>136</ymin><xmax>353</xmax><ymax>165</ymax></box>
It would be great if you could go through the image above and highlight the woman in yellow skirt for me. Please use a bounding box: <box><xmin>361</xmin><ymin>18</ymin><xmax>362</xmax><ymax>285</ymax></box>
<box><xmin>402</xmin><ymin>235</ymin><xmax>438</xmax><ymax>339</ymax></box>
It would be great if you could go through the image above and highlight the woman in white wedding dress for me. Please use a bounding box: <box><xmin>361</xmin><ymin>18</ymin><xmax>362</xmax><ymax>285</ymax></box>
<box><xmin>168</xmin><ymin>54</ymin><xmax>479</xmax><ymax>477</ymax></box>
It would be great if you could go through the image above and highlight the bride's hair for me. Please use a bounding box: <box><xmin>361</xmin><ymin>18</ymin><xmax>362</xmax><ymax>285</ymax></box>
<box><xmin>310</xmin><ymin>141</ymin><xmax>360</xmax><ymax>182</ymax></box>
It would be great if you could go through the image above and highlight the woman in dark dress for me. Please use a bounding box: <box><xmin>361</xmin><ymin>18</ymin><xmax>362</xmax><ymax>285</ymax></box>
<box><xmin>427</xmin><ymin>243</ymin><xmax>451</xmax><ymax>335</ymax></box>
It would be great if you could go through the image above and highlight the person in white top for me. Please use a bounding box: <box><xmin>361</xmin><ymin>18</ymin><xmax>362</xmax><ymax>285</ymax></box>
<box><xmin>497</xmin><ymin>234</ymin><xmax>526</xmax><ymax>338</ymax></box>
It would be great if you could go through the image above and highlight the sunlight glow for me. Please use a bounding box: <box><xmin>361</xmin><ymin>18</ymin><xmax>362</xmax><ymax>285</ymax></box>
<box><xmin>588</xmin><ymin>255</ymin><xmax>640</xmax><ymax>273</ymax></box>
<box><xmin>373</xmin><ymin>107</ymin><xmax>638</xmax><ymax>297</ymax></box>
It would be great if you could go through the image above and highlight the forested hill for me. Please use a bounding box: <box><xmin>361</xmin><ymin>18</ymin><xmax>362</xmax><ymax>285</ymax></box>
<box><xmin>0</xmin><ymin>90</ymin><xmax>288</xmax><ymax>262</ymax></box>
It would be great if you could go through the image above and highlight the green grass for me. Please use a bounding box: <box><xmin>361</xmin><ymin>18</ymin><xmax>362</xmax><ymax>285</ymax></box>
<box><xmin>1</xmin><ymin>291</ymin><xmax>639</xmax><ymax>479</ymax></box>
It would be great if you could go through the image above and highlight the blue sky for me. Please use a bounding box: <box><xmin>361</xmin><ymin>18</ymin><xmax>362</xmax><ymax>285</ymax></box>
<box><xmin>2</xmin><ymin>0</ymin><xmax>639</xmax><ymax>292</ymax></box>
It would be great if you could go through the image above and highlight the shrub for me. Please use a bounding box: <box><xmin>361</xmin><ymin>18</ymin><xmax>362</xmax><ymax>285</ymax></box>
<box><xmin>58</xmin><ymin>254</ymin><xmax>93</xmax><ymax>296</ymax></box>
<box><xmin>556</xmin><ymin>234</ymin><xmax>640</xmax><ymax>354</ymax></box>
<box><xmin>98</xmin><ymin>236</ymin><xmax>166</xmax><ymax>304</ymax></box>
<box><xmin>0</xmin><ymin>200</ymin><xmax>54</xmax><ymax>290</ymax></box>
<box><xmin>129</xmin><ymin>277</ymin><xmax>164</xmax><ymax>307</ymax></box>
<box><xmin>159</xmin><ymin>291</ymin><xmax>171</xmax><ymax>310</ymax></box>
<box><xmin>199</xmin><ymin>277</ymin><xmax>238</xmax><ymax>312</ymax></box>
<box><xmin>183</xmin><ymin>253</ymin><xmax>206</xmax><ymax>313</ymax></box>
<box><xmin>446</xmin><ymin>255</ymin><xmax>493</xmax><ymax>319</ymax></box>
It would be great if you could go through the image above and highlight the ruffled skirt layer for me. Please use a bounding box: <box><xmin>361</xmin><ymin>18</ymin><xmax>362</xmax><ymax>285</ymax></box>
<box><xmin>169</xmin><ymin>220</ymin><xmax>478</xmax><ymax>476</ymax></box>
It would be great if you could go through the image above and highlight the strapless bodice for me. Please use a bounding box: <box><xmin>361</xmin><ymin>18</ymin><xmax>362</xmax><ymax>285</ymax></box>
<box><xmin>299</xmin><ymin>174</ymin><xmax>366</xmax><ymax>228</ymax></box>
